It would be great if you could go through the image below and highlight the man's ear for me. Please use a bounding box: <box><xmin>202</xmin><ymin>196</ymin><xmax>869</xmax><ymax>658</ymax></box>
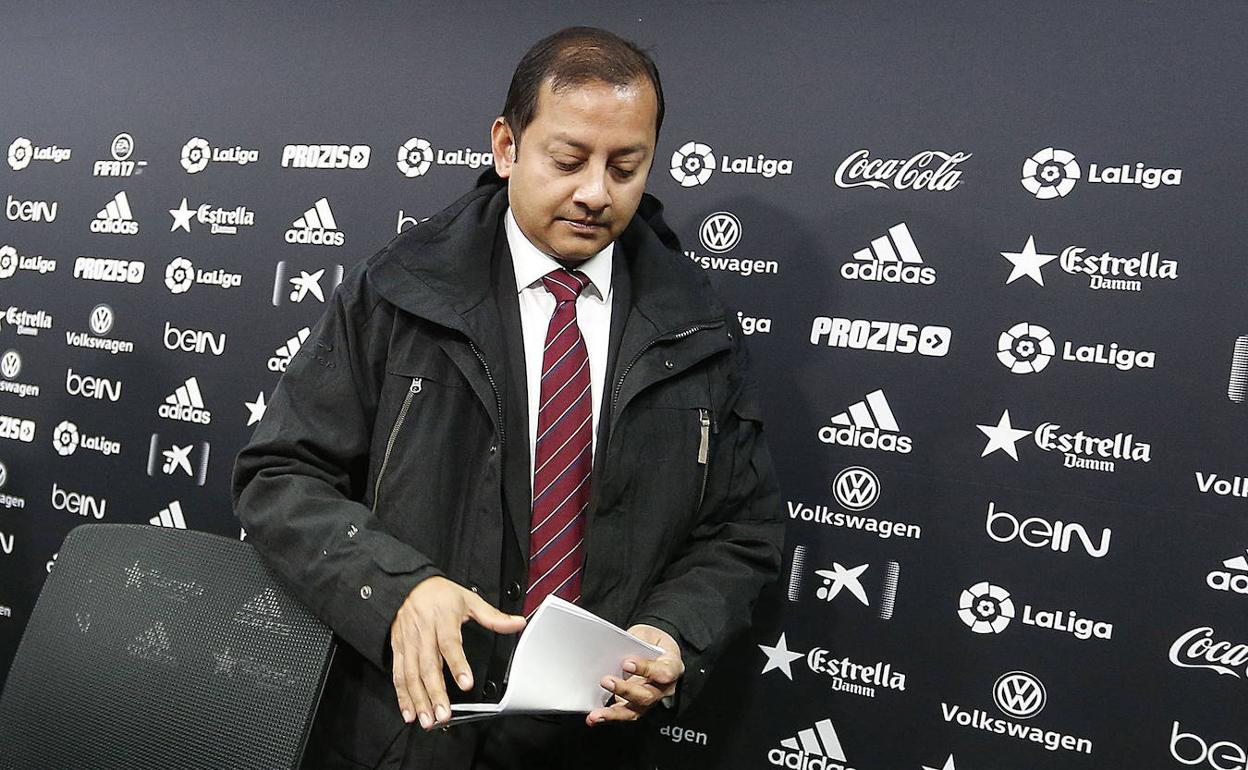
<box><xmin>490</xmin><ymin>118</ymin><xmax>517</xmax><ymax>179</ymax></box>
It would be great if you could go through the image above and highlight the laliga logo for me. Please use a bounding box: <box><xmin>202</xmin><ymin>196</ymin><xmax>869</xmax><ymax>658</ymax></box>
<box><xmin>7</xmin><ymin>137</ymin><xmax>33</xmax><ymax>170</ymax></box>
<box><xmin>959</xmin><ymin>581</ymin><xmax>1015</xmax><ymax>634</ymax></box>
<box><xmin>997</xmin><ymin>322</ymin><xmax>1055</xmax><ymax>374</ymax></box>
<box><xmin>52</xmin><ymin>421</ymin><xmax>80</xmax><ymax>456</ymax></box>
<box><xmin>181</xmin><ymin>137</ymin><xmax>212</xmax><ymax>173</ymax></box>
<box><xmin>1021</xmin><ymin>147</ymin><xmax>1080</xmax><ymax>199</ymax></box>
<box><xmin>165</xmin><ymin>257</ymin><xmax>195</xmax><ymax>294</ymax></box>
<box><xmin>670</xmin><ymin>141</ymin><xmax>715</xmax><ymax>187</ymax></box>
<box><xmin>397</xmin><ymin>137</ymin><xmax>433</xmax><ymax>177</ymax></box>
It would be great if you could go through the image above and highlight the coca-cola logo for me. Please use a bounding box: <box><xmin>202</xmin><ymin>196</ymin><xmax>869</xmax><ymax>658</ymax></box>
<box><xmin>1169</xmin><ymin>626</ymin><xmax>1248</xmax><ymax>678</ymax></box>
<box><xmin>835</xmin><ymin>149</ymin><xmax>971</xmax><ymax>191</ymax></box>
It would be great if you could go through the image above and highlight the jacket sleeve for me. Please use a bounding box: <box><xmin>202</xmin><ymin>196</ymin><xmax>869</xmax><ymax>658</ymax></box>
<box><xmin>231</xmin><ymin>263</ymin><xmax>444</xmax><ymax>672</ymax></box>
<box><xmin>630</xmin><ymin>316</ymin><xmax>785</xmax><ymax>713</ymax></box>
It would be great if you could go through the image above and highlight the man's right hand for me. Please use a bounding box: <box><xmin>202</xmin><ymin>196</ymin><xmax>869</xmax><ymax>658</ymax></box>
<box><xmin>389</xmin><ymin>576</ymin><xmax>526</xmax><ymax>730</ymax></box>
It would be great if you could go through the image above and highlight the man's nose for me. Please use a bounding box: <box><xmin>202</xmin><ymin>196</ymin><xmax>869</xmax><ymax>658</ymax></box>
<box><xmin>572</xmin><ymin>165</ymin><xmax>611</xmax><ymax>211</ymax></box>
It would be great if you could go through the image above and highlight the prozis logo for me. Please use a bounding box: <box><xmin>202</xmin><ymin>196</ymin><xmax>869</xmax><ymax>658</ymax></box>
<box><xmin>1021</xmin><ymin>146</ymin><xmax>1181</xmax><ymax>199</ymax></box>
<box><xmin>810</xmin><ymin>317</ymin><xmax>951</xmax><ymax>357</ymax></box>
<box><xmin>169</xmin><ymin>197</ymin><xmax>255</xmax><ymax>235</ymax></box>
<box><xmin>1</xmin><ymin>306</ymin><xmax>54</xmax><ymax>337</ymax></box>
<box><xmin>819</xmin><ymin>389</ymin><xmax>912</xmax><ymax>454</ymax></box>
<box><xmin>90</xmin><ymin>191</ymin><xmax>139</xmax><ymax>235</ymax></box>
<box><xmin>669</xmin><ymin>140</ymin><xmax>792</xmax><ymax>187</ymax></box>
<box><xmin>977</xmin><ymin>409</ymin><xmax>1152</xmax><ymax>473</ymax></box>
<box><xmin>958</xmin><ymin>580</ymin><xmax>1113</xmax><ymax>641</ymax></box>
<box><xmin>942</xmin><ymin>671</ymin><xmax>1093</xmax><ymax>755</ymax></box>
<box><xmin>282</xmin><ymin>143</ymin><xmax>371</xmax><ymax>170</ymax></box>
<box><xmin>0</xmin><ymin>415</ymin><xmax>35</xmax><ymax>443</ymax></box>
<box><xmin>51</xmin><ymin>420</ymin><xmax>119</xmax><ymax>456</ymax></box>
<box><xmin>768</xmin><ymin>718</ymin><xmax>857</xmax><ymax>770</ymax></box>
<box><xmin>66</xmin><ymin>304</ymin><xmax>135</xmax><ymax>356</ymax></box>
<box><xmin>92</xmin><ymin>132</ymin><xmax>147</xmax><ymax>177</ymax></box>
<box><xmin>758</xmin><ymin>631</ymin><xmax>907</xmax><ymax>699</ymax></box>
<box><xmin>147</xmin><ymin>434</ymin><xmax>210</xmax><ymax>487</ymax></box>
<box><xmin>985</xmin><ymin>501</ymin><xmax>1111</xmax><ymax>558</ymax></box>
<box><xmin>835</xmin><ymin>148</ymin><xmax>971</xmax><ymax>192</ymax></box>
<box><xmin>267</xmin><ymin>327</ymin><xmax>311</xmax><ymax>372</ymax></box>
<box><xmin>0</xmin><ymin>245</ymin><xmax>56</xmax><ymax>280</ymax></box>
<box><xmin>0</xmin><ymin>460</ymin><xmax>26</xmax><ymax>510</ymax></box>
<box><xmin>685</xmin><ymin>211</ymin><xmax>780</xmax><ymax>277</ymax></box>
<box><xmin>158</xmin><ymin>377</ymin><xmax>212</xmax><ymax>425</ymax></box>
<box><xmin>1208</xmin><ymin>549</ymin><xmax>1248</xmax><ymax>596</ymax></box>
<box><xmin>787</xmin><ymin>546</ymin><xmax>900</xmax><ymax>621</ymax></box>
<box><xmin>1170</xmin><ymin>722</ymin><xmax>1247</xmax><ymax>770</ymax></box>
<box><xmin>1170</xmin><ymin>626</ymin><xmax>1248</xmax><ymax>680</ymax></box>
<box><xmin>1001</xmin><ymin>234</ymin><xmax>1178</xmax><ymax>292</ymax></box>
<box><xmin>841</xmin><ymin>222</ymin><xmax>936</xmax><ymax>285</ymax></box>
<box><xmin>73</xmin><ymin>256</ymin><xmax>145</xmax><ymax>284</ymax></box>
<box><xmin>163</xmin><ymin>257</ymin><xmax>242</xmax><ymax>294</ymax></box>
<box><xmin>285</xmin><ymin>198</ymin><xmax>344</xmax><ymax>247</ymax></box>
<box><xmin>7</xmin><ymin>136</ymin><xmax>71</xmax><ymax>170</ymax></box>
<box><xmin>180</xmin><ymin>137</ymin><xmax>259</xmax><ymax>173</ymax></box>
<box><xmin>996</xmin><ymin>321</ymin><xmax>1155</xmax><ymax>373</ymax></box>
<box><xmin>0</xmin><ymin>350</ymin><xmax>40</xmax><ymax>399</ymax></box>
<box><xmin>396</xmin><ymin>137</ymin><xmax>491</xmax><ymax>177</ymax></box>
<box><xmin>272</xmin><ymin>261</ymin><xmax>344</xmax><ymax>305</ymax></box>
<box><xmin>5</xmin><ymin>194</ymin><xmax>58</xmax><ymax>223</ymax></box>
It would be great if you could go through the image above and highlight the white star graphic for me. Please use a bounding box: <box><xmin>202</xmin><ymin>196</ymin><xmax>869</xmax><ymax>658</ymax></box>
<box><xmin>758</xmin><ymin>632</ymin><xmax>804</xmax><ymax>680</ymax></box>
<box><xmin>815</xmin><ymin>563</ymin><xmax>870</xmax><ymax>605</ymax></box>
<box><xmin>245</xmin><ymin>392</ymin><xmax>267</xmax><ymax>426</ymax></box>
<box><xmin>1001</xmin><ymin>235</ymin><xmax>1058</xmax><ymax>286</ymax></box>
<box><xmin>169</xmin><ymin>197</ymin><xmax>195</xmax><ymax>233</ymax></box>
<box><xmin>161</xmin><ymin>444</ymin><xmax>194</xmax><ymax>476</ymax></box>
<box><xmin>922</xmin><ymin>755</ymin><xmax>956</xmax><ymax>770</ymax></box>
<box><xmin>289</xmin><ymin>270</ymin><xmax>325</xmax><ymax>303</ymax></box>
<box><xmin>977</xmin><ymin>410</ymin><xmax>1032</xmax><ymax>461</ymax></box>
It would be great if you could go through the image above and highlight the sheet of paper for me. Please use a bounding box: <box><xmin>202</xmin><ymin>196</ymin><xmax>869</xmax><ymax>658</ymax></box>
<box><xmin>450</xmin><ymin>595</ymin><xmax>665</xmax><ymax>721</ymax></box>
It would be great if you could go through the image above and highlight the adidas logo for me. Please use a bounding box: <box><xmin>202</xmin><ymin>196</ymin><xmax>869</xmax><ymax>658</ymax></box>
<box><xmin>768</xmin><ymin>719</ymin><xmax>854</xmax><ymax>769</ymax></box>
<box><xmin>818</xmin><ymin>389</ymin><xmax>912</xmax><ymax>454</ymax></box>
<box><xmin>149</xmin><ymin>500</ymin><xmax>186</xmax><ymax>529</ymax></box>
<box><xmin>284</xmin><ymin>197</ymin><xmax>344</xmax><ymax>247</ymax></box>
<box><xmin>1208</xmin><ymin>549</ymin><xmax>1248</xmax><ymax>596</ymax></box>
<box><xmin>90</xmin><ymin>191</ymin><xmax>139</xmax><ymax>235</ymax></box>
<box><xmin>157</xmin><ymin>377</ymin><xmax>212</xmax><ymax>425</ymax></box>
<box><xmin>840</xmin><ymin>222</ymin><xmax>935</xmax><ymax>285</ymax></box>
<box><xmin>267</xmin><ymin>327</ymin><xmax>311</xmax><ymax>372</ymax></box>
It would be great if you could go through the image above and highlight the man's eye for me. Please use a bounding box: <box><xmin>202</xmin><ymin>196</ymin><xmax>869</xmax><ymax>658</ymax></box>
<box><xmin>612</xmin><ymin>167</ymin><xmax>636</xmax><ymax>179</ymax></box>
<box><xmin>554</xmin><ymin>159</ymin><xmax>581</xmax><ymax>172</ymax></box>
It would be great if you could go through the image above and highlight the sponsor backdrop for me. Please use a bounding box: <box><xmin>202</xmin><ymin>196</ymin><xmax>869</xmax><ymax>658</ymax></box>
<box><xmin>1</xmin><ymin>3</ymin><xmax>1245</xmax><ymax>769</ymax></box>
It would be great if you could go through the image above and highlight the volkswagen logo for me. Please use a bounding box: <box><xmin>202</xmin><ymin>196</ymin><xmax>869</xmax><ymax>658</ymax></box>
<box><xmin>0</xmin><ymin>350</ymin><xmax>20</xmax><ymax>380</ymax></box>
<box><xmin>89</xmin><ymin>304</ymin><xmax>114</xmax><ymax>336</ymax></box>
<box><xmin>833</xmin><ymin>466</ymin><xmax>880</xmax><ymax>511</ymax></box>
<box><xmin>993</xmin><ymin>671</ymin><xmax>1047</xmax><ymax>719</ymax></box>
<box><xmin>698</xmin><ymin>211</ymin><xmax>741</xmax><ymax>254</ymax></box>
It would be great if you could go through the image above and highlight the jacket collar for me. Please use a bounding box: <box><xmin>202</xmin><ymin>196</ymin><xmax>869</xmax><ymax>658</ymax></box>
<box><xmin>366</xmin><ymin>169</ymin><xmax>725</xmax><ymax>346</ymax></box>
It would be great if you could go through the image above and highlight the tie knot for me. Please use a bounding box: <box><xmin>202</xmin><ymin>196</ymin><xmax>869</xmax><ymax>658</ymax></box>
<box><xmin>541</xmin><ymin>269</ymin><xmax>590</xmax><ymax>304</ymax></box>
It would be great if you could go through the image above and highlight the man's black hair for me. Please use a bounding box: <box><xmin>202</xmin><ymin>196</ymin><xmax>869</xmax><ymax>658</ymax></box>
<box><xmin>502</xmin><ymin>26</ymin><xmax>664</xmax><ymax>150</ymax></box>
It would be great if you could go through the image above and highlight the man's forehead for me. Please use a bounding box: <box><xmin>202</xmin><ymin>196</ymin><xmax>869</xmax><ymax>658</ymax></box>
<box><xmin>547</xmin><ymin>131</ymin><xmax>649</xmax><ymax>155</ymax></box>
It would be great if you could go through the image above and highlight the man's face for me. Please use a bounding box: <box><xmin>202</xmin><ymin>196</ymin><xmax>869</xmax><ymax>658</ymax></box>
<box><xmin>492</xmin><ymin>77</ymin><xmax>658</xmax><ymax>262</ymax></box>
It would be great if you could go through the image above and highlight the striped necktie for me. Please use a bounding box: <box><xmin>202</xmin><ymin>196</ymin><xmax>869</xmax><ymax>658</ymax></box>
<box><xmin>523</xmin><ymin>268</ymin><xmax>593</xmax><ymax>617</ymax></box>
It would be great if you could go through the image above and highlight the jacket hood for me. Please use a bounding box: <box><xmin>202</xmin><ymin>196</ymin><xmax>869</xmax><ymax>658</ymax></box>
<box><xmin>366</xmin><ymin>168</ymin><xmax>724</xmax><ymax>343</ymax></box>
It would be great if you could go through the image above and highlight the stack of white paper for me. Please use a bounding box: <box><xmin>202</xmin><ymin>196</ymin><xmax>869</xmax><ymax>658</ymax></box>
<box><xmin>450</xmin><ymin>596</ymin><xmax>665</xmax><ymax>722</ymax></box>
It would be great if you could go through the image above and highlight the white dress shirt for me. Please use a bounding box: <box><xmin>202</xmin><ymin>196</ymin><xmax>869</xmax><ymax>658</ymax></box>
<box><xmin>505</xmin><ymin>208</ymin><xmax>614</xmax><ymax>483</ymax></box>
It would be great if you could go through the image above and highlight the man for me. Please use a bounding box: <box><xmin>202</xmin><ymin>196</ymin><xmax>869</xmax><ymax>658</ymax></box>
<box><xmin>233</xmin><ymin>26</ymin><xmax>782</xmax><ymax>770</ymax></box>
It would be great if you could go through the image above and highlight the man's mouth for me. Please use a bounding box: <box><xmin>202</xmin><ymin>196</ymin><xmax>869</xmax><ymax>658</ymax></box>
<box><xmin>561</xmin><ymin>217</ymin><xmax>607</xmax><ymax>230</ymax></box>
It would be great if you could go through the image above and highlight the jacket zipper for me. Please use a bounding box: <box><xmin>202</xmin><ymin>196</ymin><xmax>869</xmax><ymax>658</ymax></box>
<box><xmin>696</xmin><ymin>408</ymin><xmax>711</xmax><ymax>509</ymax></box>
<box><xmin>610</xmin><ymin>322</ymin><xmax>723</xmax><ymax>412</ymax></box>
<box><xmin>469</xmin><ymin>340</ymin><xmax>505</xmax><ymax>447</ymax></box>
<box><xmin>372</xmin><ymin>377</ymin><xmax>422</xmax><ymax>512</ymax></box>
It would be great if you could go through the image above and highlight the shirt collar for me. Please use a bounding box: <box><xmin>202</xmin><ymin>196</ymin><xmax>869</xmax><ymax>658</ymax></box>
<box><xmin>506</xmin><ymin>207</ymin><xmax>613</xmax><ymax>301</ymax></box>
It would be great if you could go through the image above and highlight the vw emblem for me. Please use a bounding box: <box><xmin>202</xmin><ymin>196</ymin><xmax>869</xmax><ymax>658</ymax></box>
<box><xmin>993</xmin><ymin>671</ymin><xmax>1047</xmax><ymax>719</ymax></box>
<box><xmin>0</xmin><ymin>350</ymin><xmax>21</xmax><ymax>380</ymax></box>
<box><xmin>833</xmin><ymin>466</ymin><xmax>880</xmax><ymax>511</ymax></box>
<box><xmin>698</xmin><ymin>211</ymin><xmax>741</xmax><ymax>254</ymax></box>
<box><xmin>89</xmin><ymin>304</ymin><xmax>114</xmax><ymax>336</ymax></box>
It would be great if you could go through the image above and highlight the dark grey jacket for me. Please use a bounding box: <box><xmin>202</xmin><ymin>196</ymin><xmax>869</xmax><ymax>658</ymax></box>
<box><xmin>231</xmin><ymin>174</ymin><xmax>783</xmax><ymax>769</ymax></box>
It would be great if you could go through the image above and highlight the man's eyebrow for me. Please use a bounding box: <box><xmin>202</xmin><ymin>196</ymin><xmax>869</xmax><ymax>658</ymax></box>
<box><xmin>549</xmin><ymin>134</ymin><xmax>648</xmax><ymax>156</ymax></box>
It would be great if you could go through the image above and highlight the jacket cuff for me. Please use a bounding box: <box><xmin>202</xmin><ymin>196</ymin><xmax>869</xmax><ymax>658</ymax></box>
<box><xmin>630</xmin><ymin>614</ymin><xmax>705</xmax><ymax>716</ymax></box>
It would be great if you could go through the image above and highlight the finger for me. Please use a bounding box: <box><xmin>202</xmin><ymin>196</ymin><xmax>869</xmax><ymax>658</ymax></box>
<box><xmin>465</xmin><ymin>594</ymin><xmax>526</xmax><ymax>634</ymax></box>
<box><xmin>416</xmin><ymin>619</ymin><xmax>451</xmax><ymax>727</ymax></box>
<box><xmin>390</xmin><ymin>634</ymin><xmax>416</xmax><ymax>725</ymax></box>
<box><xmin>437</xmin><ymin>616</ymin><xmax>474</xmax><ymax>692</ymax></box>
<box><xmin>403</xmin><ymin>626</ymin><xmax>435</xmax><ymax>730</ymax></box>
<box><xmin>624</xmin><ymin>657</ymin><xmax>683</xmax><ymax>686</ymax></box>
<box><xmin>601</xmin><ymin>675</ymin><xmax>660</xmax><ymax>709</ymax></box>
<box><xmin>586</xmin><ymin>699</ymin><xmax>645</xmax><ymax>725</ymax></box>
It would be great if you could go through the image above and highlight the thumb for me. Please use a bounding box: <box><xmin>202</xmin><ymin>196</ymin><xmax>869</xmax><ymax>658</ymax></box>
<box><xmin>465</xmin><ymin>593</ymin><xmax>527</xmax><ymax>634</ymax></box>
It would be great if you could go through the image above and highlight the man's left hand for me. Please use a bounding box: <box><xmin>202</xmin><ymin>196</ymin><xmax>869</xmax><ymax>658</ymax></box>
<box><xmin>586</xmin><ymin>624</ymin><xmax>684</xmax><ymax>726</ymax></box>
